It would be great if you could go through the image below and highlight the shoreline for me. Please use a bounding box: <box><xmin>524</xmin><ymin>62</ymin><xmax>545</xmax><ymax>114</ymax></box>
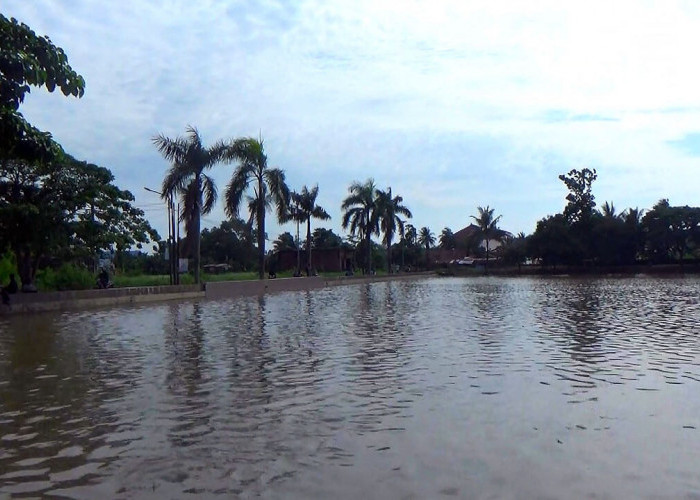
<box><xmin>0</xmin><ymin>272</ymin><xmax>436</xmax><ymax>315</ymax></box>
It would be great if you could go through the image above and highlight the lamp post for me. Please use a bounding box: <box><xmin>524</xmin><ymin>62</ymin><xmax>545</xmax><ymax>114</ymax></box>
<box><xmin>144</xmin><ymin>187</ymin><xmax>178</xmax><ymax>285</ymax></box>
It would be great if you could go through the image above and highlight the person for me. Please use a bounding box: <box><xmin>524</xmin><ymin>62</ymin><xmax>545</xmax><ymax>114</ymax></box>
<box><xmin>5</xmin><ymin>274</ymin><xmax>17</xmax><ymax>294</ymax></box>
<box><xmin>98</xmin><ymin>267</ymin><xmax>110</xmax><ymax>289</ymax></box>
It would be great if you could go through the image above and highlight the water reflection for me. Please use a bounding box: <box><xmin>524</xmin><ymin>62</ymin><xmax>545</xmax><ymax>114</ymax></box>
<box><xmin>1</xmin><ymin>276</ymin><xmax>700</xmax><ymax>498</ymax></box>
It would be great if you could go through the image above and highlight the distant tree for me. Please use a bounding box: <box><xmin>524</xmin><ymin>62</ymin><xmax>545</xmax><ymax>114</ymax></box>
<box><xmin>439</xmin><ymin>227</ymin><xmax>456</xmax><ymax>250</ymax></box>
<box><xmin>470</xmin><ymin>205</ymin><xmax>503</xmax><ymax>264</ymax></box>
<box><xmin>200</xmin><ymin>218</ymin><xmax>255</xmax><ymax>269</ymax></box>
<box><xmin>600</xmin><ymin>201</ymin><xmax>618</xmax><ymax>219</ymax></box>
<box><xmin>642</xmin><ymin>200</ymin><xmax>700</xmax><ymax>263</ymax></box>
<box><xmin>500</xmin><ymin>232</ymin><xmax>528</xmax><ymax>268</ymax></box>
<box><xmin>528</xmin><ymin>214</ymin><xmax>580</xmax><ymax>267</ymax></box>
<box><xmin>374</xmin><ymin>187</ymin><xmax>412</xmax><ymax>273</ymax></box>
<box><xmin>153</xmin><ymin>126</ymin><xmax>227</xmax><ymax>284</ymax></box>
<box><xmin>273</xmin><ymin>231</ymin><xmax>296</xmax><ymax>253</ymax></box>
<box><xmin>341</xmin><ymin>179</ymin><xmax>378</xmax><ymax>274</ymax></box>
<box><xmin>560</xmin><ymin>168</ymin><xmax>597</xmax><ymax>225</ymax></box>
<box><xmin>404</xmin><ymin>224</ymin><xmax>418</xmax><ymax>247</ymax></box>
<box><xmin>224</xmin><ymin>137</ymin><xmax>290</xmax><ymax>279</ymax></box>
<box><xmin>1</xmin><ymin>14</ymin><xmax>85</xmax><ymax>163</ymax></box>
<box><xmin>418</xmin><ymin>226</ymin><xmax>435</xmax><ymax>268</ymax></box>
<box><xmin>312</xmin><ymin>227</ymin><xmax>343</xmax><ymax>249</ymax></box>
<box><xmin>290</xmin><ymin>185</ymin><xmax>330</xmax><ymax>273</ymax></box>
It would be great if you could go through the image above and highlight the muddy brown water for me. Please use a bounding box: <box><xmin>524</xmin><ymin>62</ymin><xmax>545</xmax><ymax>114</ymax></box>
<box><xmin>1</xmin><ymin>276</ymin><xmax>700</xmax><ymax>498</ymax></box>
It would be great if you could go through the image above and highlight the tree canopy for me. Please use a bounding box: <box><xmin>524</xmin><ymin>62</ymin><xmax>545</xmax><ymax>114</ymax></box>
<box><xmin>0</xmin><ymin>14</ymin><xmax>85</xmax><ymax>162</ymax></box>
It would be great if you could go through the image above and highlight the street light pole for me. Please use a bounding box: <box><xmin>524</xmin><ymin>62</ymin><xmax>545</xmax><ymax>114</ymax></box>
<box><xmin>144</xmin><ymin>187</ymin><xmax>175</xmax><ymax>285</ymax></box>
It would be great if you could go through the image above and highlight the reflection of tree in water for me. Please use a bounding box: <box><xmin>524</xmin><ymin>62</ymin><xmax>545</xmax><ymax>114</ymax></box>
<box><xmin>339</xmin><ymin>281</ymin><xmax>411</xmax><ymax>434</ymax></box>
<box><xmin>163</xmin><ymin>301</ymin><xmax>213</xmax><ymax>450</ymax></box>
<box><xmin>532</xmin><ymin>279</ymin><xmax>608</xmax><ymax>396</ymax></box>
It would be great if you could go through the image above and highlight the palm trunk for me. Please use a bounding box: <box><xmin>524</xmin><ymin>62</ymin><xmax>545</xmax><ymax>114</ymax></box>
<box><xmin>258</xmin><ymin>179</ymin><xmax>265</xmax><ymax>280</ymax></box>
<box><xmin>306</xmin><ymin>218</ymin><xmax>312</xmax><ymax>275</ymax></box>
<box><xmin>365</xmin><ymin>213</ymin><xmax>371</xmax><ymax>274</ymax></box>
<box><xmin>194</xmin><ymin>176</ymin><xmax>202</xmax><ymax>284</ymax></box>
<box><xmin>386</xmin><ymin>234</ymin><xmax>392</xmax><ymax>274</ymax></box>
<box><xmin>194</xmin><ymin>207</ymin><xmax>201</xmax><ymax>284</ymax></box>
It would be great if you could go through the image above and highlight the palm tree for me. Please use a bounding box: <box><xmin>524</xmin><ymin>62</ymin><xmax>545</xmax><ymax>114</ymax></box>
<box><xmin>224</xmin><ymin>137</ymin><xmax>290</xmax><ymax>279</ymax></box>
<box><xmin>470</xmin><ymin>205</ymin><xmax>503</xmax><ymax>264</ymax></box>
<box><xmin>439</xmin><ymin>227</ymin><xmax>456</xmax><ymax>249</ymax></box>
<box><xmin>601</xmin><ymin>201</ymin><xmax>618</xmax><ymax>218</ymax></box>
<box><xmin>418</xmin><ymin>226</ymin><xmax>435</xmax><ymax>268</ymax></box>
<box><xmin>404</xmin><ymin>224</ymin><xmax>417</xmax><ymax>246</ymax></box>
<box><xmin>291</xmin><ymin>184</ymin><xmax>331</xmax><ymax>274</ymax></box>
<box><xmin>153</xmin><ymin>126</ymin><xmax>227</xmax><ymax>284</ymax></box>
<box><xmin>374</xmin><ymin>187</ymin><xmax>412</xmax><ymax>273</ymax></box>
<box><xmin>341</xmin><ymin>178</ymin><xmax>378</xmax><ymax>274</ymax></box>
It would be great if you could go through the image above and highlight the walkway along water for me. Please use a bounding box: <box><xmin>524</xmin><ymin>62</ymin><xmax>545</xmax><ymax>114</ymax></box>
<box><xmin>0</xmin><ymin>272</ymin><xmax>434</xmax><ymax>314</ymax></box>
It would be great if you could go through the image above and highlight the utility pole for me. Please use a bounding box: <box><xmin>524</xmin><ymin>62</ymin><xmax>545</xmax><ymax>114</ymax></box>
<box><xmin>144</xmin><ymin>187</ymin><xmax>174</xmax><ymax>285</ymax></box>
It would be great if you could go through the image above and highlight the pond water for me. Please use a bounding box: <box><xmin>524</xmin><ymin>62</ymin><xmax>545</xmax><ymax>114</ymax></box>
<box><xmin>1</xmin><ymin>276</ymin><xmax>700</xmax><ymax>498</ymax></box>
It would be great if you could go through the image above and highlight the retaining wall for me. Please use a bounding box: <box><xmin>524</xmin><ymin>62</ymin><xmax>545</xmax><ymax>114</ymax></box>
<box><xmin>0</xmin><ymin>273</ymin><xmax>435</xmax><ymax>315</ymax></box>
<box><xmin>2</xmin><ymin>284</ymin><xmax>204</xmax><ymax>314</ymax></box>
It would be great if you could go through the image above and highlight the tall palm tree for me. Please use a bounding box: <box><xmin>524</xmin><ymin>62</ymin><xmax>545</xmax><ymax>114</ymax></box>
<box><xmin>374</xmin><ymin>187</ymin><xmax>412</xmax><ymax>273</ymax></box>
<box><xmin>418</xmin><ymin>226</ymin><xmax>435</xmax><ymax>269</ymax></box>
<box><xmin>341</xmin><ymin>178</ymin><xmax>378</xmax><ymax>274</ymax></box>
<box><xmin>292</xmin><ymin>184</ymin><xmax>330</xmax><ymax>274</ymax></box>
<box><xmin>470</xmin><ymin>205</ymin><xmax>503</xmax><ymax>264</ymax></box>
<box><xmin>224</xmin><ymin>137</ymin><xmax>290</xmax><ymax>279</ymax></box>
<box><xmin>153</xmin><ymin>126</ymin><xmax>227</xmax><ymax>284</ymax></box>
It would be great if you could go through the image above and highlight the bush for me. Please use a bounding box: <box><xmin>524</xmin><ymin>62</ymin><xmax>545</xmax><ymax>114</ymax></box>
<box><xmin>37</xmin><ymin>264</ymin><xmax>95</xmax><ymax>291</ymax></box>
<box><xmin>0</xmin><ymin>253</ymin><xmax>17</xmax><ymax>285</ymax></box>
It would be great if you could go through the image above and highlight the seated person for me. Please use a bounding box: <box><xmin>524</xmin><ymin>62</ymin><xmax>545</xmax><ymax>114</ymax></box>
<box><xmin>5</xmin><ymin>274</ymin><xmax>18</xmax><ymax>294</ymax></box>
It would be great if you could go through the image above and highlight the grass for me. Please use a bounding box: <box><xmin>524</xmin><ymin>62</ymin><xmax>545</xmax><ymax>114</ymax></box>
<box><xmin>110</xmin><ymin>269</ymin><xmax>388</xmax><ymax>287</ymax></box>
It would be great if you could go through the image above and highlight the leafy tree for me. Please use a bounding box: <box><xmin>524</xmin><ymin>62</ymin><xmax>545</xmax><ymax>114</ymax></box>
<box><xmin>439</xmin><ymin>227</ymin><xmax>456</xmax><ymax>249</ymax></box>
<box><xmin>528</xmin><ymin>214</ymin><xmax>579</xmax><ymax>267</ymax></box>
<box><xmin>312</xmin><ymin>227</ymin><xmax>343</xmax><ymax>249</ymax></box>
<box><xmin>560</xmin><ymin>168</ymin><xmax>597</xmax><ymax>225</ymax></box>
<box><xmin>642</xmin><ymin>200</ymin><xmax>700</xmax><ymax>263</ymax></box>
<box><xmin>290</xmin><ymin>185</ymin><xmax>330</xmax><ymax>273</ymax></box>
<box><xmin>418</xmin><ymin>226</ymin><xmax>435</xmax><ymax>268</ymax></box>
<box><xmin>1</xmin><ymin>15</ymin><xmax>85</xmax><ymax>163</ymax></box>
<box><xmin>273</xmin><ymin>231</ymin><xmax>296</xmax><ymax>252</ymax></box>
<box><xmin>224</xmin><ymin>137</ymin><xmax>290</xmax><ymax>279</ymax></box>
<box><xmin>500</xmin><ymin>232</ymin><xmax>528</xmax><ymax>267</ymax></box>
<box><xmin>374</xmin><ymin>187</ymin><xmax>412</xmax><ymax>273</ymax></box>
<box><xmin>153</xmin><ymin>126</ymin><xmax>227</xmax><ymax>283</ymax></box>
<box><xmin>200</xmin><ymin>218</ymin><xmax>255</xmax><ymax>269</ymax></box>
<box><xmin>404</xmin><ymin>224</ymin><xmax>417</xmax><ymax>247</ymax></box>
<box><xmin>470</xmin><ymin>205</ymin><xmax>503</xmax><ymax>264</ymax></box>
<box><xmin>70</xmin><ymin>159</ymin><xmax>159</xmax><ymax>269</ymax></box>
<box><xmin>341</xmin><ymin>178</ymin><xmax>378</xmax><ymax>274</ymax></box>
<box><xmin>0</xmin><ymin>155</ymin><xmax>157</xmax><ymax>290</ymax></box>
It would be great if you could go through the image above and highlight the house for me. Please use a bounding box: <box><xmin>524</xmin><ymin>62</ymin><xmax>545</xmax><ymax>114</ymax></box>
<box><xmin>275</xmin><ymin>247</ymin><xmax>355</xmax><ymax>273</ymax></box>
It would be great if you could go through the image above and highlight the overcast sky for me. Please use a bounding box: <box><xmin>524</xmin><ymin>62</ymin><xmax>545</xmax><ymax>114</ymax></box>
<box><xmin>7</xmin><ymin>0</ymin><xmax>700</xmax><ymax>244</ymax></box>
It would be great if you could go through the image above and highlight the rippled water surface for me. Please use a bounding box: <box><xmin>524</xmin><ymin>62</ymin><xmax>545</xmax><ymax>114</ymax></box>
<box><xmin>2</xmin><ymin>276</ymin><xmax>700</xmax><ymax>498</ymax></box>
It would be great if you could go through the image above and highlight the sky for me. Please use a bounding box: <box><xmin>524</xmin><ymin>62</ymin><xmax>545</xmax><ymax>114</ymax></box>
<box><xmin>6</xmin><ymin>0</ymin><xmax>700</xmax><ymax>245</ymax></box>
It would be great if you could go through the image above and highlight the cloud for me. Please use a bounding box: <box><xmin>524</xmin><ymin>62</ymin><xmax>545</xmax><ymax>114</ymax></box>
<box><xmin>667</xmin><ymin>133</ymin><xmax>700</xmax><ymax>156</ymax></box>
<box><xmin>6</xmin><ymin>0</ymin><xmax>700</xmax><ymax>241</ymax></box>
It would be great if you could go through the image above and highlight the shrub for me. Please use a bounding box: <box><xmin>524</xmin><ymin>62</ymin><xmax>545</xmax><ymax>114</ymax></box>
<box><xmin>37</xmin><ymin>264</ymin><xmax>95</xmax><ymax>291</ymax></box>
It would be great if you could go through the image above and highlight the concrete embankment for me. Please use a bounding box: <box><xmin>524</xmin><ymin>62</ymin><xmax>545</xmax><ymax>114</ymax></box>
<box><xmin>1</xmin><ymin>272</ymin><xmax>435</xmax><ymax>314</ymax></box>
<box><xmin>2</xmin><ymin>284</ymin><xmax>204</xmax><ymax>314</ymax></box>
<box><xmin>205</xmin><ymin>272</ymin><xmax>434</xmax><ymax>299</ymax></box>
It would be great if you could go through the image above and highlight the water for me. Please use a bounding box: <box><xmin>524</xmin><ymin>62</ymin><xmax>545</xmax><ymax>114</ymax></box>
<box><xmin>1</xmin><ymin>276</ymin><xmax>700</xmax><ymax>499</ymax></box>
